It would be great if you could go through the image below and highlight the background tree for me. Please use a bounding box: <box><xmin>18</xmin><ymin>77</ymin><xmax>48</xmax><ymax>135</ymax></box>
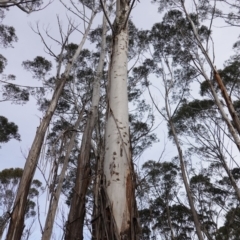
<box><xmin>6</xmin><ymin>4</ymin><xmax>97</xmax><ymax>238</ymax></box>
<box><xmin>0</xmin><ymin>168</ymin><xmax>43</xmax><ymax>239</ymax></box>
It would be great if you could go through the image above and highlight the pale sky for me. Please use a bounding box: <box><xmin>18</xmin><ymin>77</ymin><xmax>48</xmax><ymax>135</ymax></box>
<box><xmin>0</xmin><ymin>0</ymin><xmax>239</xmax><ymax>239</ymax></box>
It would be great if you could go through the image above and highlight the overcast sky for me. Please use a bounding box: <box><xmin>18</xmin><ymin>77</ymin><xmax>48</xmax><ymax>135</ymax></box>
<box><xmin>0</xmin><ymin>0</ymin><xmax>239</xmax><ymax>238</ymax></box>
<box><xmin>1</xmin><ymin>0</ymin><xmax>238</xmax><ymax>169</ymax></box>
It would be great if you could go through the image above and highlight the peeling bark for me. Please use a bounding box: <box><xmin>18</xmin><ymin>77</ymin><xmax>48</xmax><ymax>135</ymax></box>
<box><xmin>213</xmin><ymin>70</ymin><xmax>240</xmax><ymax>136</ymax></box>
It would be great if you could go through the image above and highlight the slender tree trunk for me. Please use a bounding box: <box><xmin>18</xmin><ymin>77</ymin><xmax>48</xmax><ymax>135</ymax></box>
<box><xmin>41</xmin><ymin>108</ymin><xmax>85</xmax><ymax>240</ymax></box>
<box><xmin>168</xmin><ymin>119</ymin><xmax>204</xmax><ymax>240</ymax></box>
<box><xmin>97</xmin><ymin>1</ymin><xmax>139</xmax><ymax>239</ymax></box>
<box><xmin>162</xmin><ymin>58</ymin><xmax>204</xmax><ymax>240</ymax></box>
<box><xmin>64</xmin><ymin>14</ymin><xmax>107</xmax><ymax>240</ymax></box>
<box><xmin>6</xmin><ymin>12</ymin><xmax>96</xmax><ymax>240</ymax></box>
<box><xmin>181</xmin><ymin>0</ymin><xmax>240</xmax><ymax>150</ymax></box>
<box><xmin>92</xmin><ymin>152</ymin><xmax>104</xmax><ymax>239</ymax></box>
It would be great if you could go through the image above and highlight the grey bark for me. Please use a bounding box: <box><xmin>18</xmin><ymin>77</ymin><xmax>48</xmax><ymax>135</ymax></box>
<box><xmin>181</xmin><ymin>0</ymin><xmax>240</xmax><ymax>151</ymax></box>
<box><xmin>64</xmin><ymin>14</ymin><xmax>107</xmax><ymax>240</ymax></box>
<box><xmin>6</xmin><ymin>11</ymin><xmax>96</xmax><ymax>240</ymax></box>
<box><xmin>167</xmin><ymin>112</ymin><xmax>204</xmax><ymax>240</ymax></box>
<box><xmin>41</xmin><ymin>108</ymin><xmax>85</xmax><ymax>240</ymax></box>
<box><xmin>149</xmin><ymin>57</ymin><xmax>204</xmax><ymax>240</ymax></box>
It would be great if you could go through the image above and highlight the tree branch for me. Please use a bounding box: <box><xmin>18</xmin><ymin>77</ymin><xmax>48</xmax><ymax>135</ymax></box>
<box><xmin>100</xmin><ymin>0</ymin><xmax>114</xmax><ymax>34</ymax></box>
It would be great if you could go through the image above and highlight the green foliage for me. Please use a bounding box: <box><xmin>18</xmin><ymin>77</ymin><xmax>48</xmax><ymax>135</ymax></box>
<box><xmin>170</xmin><ymin>99</ymin><xmax>215</xmax><ymax>135</ymax></box>
<box><xmin>201</xmin><ymin>59</ymin><xmax>240</xmax><ymax>97</ymax></box>
<box><xmin>0</xmin><ymin>54</ymin><xmax>7</xmax><ymax>74</ymax></box>
<box><xmin>0</xmin><ymin>168</ymin><xmax>43</xmax><ymax>235</ymax></box>
<box><xmin>1</xmin><ymin>84</ymin><xmax>29</xmax><ymax>104</ymax></box>
<box><xmin>0</xmin><ymin>24</ymin><xmax>17</xmax><ymax>48</ymax></box>
<box><xmin>0</xmin><ymin>116</ymin><xmax>20</xmax><ymax>144</ymax></box>
<box><xmin>137</xmin><ymin>160</ymin><xmax>195</xmax><ymax>239</ymax></box>
<box><xmin>216</xmin><ymin>207</ymin><xmax>240</xmax><ymax>240</ymax></box>
<box><xmin>21</xmin><ymin>0</ymin><xmax>43</xmax><ymax>10</ymax></box>
<box><xmin>22</xmin><ymin>56</ymin><xmax>52</xmax><ymax>80</ymax></box>
<box><xmin>219</xmin><ymin>60</ymin><xmax>240</xmax><ymax>88</ymax></box>
<box><xmin>150</xmin><ymin>10</ymin><xmax>210</xmax><ymax>65</ymax></box>
<box><xmin>0</xmin><ymin>168</ymin><xmax>23</xmax><ymax>184</ymax></box>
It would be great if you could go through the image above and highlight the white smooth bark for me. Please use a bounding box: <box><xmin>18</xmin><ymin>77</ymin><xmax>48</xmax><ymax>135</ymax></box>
<box><xmin>104</xmin><ymin>27</ymin><xmax>130</xmax><ymax>232</ymax></box>
<box><xmin>103</xmin><ymin>2</ymin><xmax>138</xmax><ymax>238</ymax></box>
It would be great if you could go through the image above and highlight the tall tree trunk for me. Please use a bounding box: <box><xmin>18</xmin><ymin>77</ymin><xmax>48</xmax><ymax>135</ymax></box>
<box><xmin>97</xmin><ymin>1</ymin><xmax>139</xmax><ymax>239</ymax></box>
<box><xmin>6</xmin><ymin>12</ymin><xmax>96</xmax><ymax>240</ymax></box>
<box><xmin>41</xmin><ymin>107</ymin><xmax>85</xmax><ymax>240</ymax></box>
<box><xmin>213</xmin><ymin>70</ymin><xmax>240</xmax><ymax>135</ymax></box>
<box><xmin>64</xmin><ymin>14</ymin><xmax>107</xmax><ymax>240</ymax></box>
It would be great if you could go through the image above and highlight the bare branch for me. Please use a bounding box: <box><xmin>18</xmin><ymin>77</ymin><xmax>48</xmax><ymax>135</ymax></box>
<box><xmin>100</xmin><ymin>0</ymin><xmax>114</xmax><ymax>34</ymax></box>
<box><xmin>123</xmin><ymin>0</ymin><xmax>136</xmax><ymax>29</ymax></box>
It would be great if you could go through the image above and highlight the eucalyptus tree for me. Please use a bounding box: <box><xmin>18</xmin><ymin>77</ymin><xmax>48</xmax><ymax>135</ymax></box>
<box><xmin>216</xmin><ymin>206</ymin><xmax>240</xmax><ymax>240</ymax></box>
<box><xmin>151</xmin><ymin>0</ymin><xmax>240</xmax><ymax>207</ymax></box>
<box><xmin>58</xmin><ymin>17</ymin><xmax>157</xmax><ymax>240</ymax></box>
<box><xmin>38</xmin><ymin>39</ymin><xmax>108</xmax><ymax>239</ymax></box>
<box><xmin>5</xmin><ymin>3</ymin><xmax>98</xmax><ymax>239</ymax></box>
<box><xmin>180</xmin><ymin>0</ymin><xmax>240</xmax><ymax>147</ymax></box>
<box><xmin>137</xmin><ymin>160</ymin><xmax>186</xmax><ymax>240</ymax></box>
<box><xmin>169</xmin><ymin>51</ymin><xmax>240</xmax><ymax>203</ymax></box>
<box><xmin>138</xmin><ymin>9</ymin><xmax>212</xmax><ymax>239</ymax></box>
<box><xmin>63</xmin><ymin>13</ymin><xmax>107</xmax><ymax>240</ymax></box>
<box><xmin>0</xmin><ymin>168</ymin><xmax>42</xmax><ymax>239</ymax></box>
<box><xmin>153</xmin><ymin>0</ymin><xmax>240</xmax><ymax>151</ymax></box>
<box><xmin>86</xmin><ymin>0</ymin><xmax>146</xmax><ymax>238</ymax></box>
<box><xmin>171</xmin><ymin>97</ymin><xmax>240</xmax><ymax>202</ymax></box>
<box><xmin>0</xmin><ymin>8</ymin><xmax>26</xmax><ymax>146</ymax></box>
